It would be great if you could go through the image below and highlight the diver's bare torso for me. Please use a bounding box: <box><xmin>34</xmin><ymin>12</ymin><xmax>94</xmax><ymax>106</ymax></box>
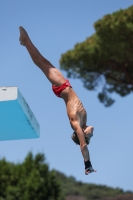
<box><xmin>61</xmin><ymin>87</ymin><xmax>87</xmax><ymax>128</ymax></box>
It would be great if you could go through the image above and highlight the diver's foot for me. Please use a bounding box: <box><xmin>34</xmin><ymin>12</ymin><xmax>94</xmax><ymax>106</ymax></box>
<box><xmin>19</xmin><ymin>26</ymin><xmax>29</xmax><ymax>46</ymax></box>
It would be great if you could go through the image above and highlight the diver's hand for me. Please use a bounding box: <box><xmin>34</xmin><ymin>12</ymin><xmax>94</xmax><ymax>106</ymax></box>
<box><xmin>85</xmin><ymin>167</ymin><xmax>97</xmax><ymax>175</ymax></box>
<box><xmin>84</xmin><ymin>160</ymin><xmax>97</xmax><ymax>175</ymax></box>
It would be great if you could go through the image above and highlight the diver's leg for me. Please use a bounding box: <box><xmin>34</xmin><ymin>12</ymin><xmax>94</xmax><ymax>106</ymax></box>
<box><xmin>19</xmin><ymin>26</ymin><xmax>66</xmax><ymax>86</ymax></box>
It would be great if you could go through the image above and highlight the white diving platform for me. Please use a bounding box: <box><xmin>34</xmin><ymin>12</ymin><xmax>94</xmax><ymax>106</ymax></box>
<box><xmin>0</xmin><ymin>87</ymin><xmax>40</xmax><ymax>141</ymax></box>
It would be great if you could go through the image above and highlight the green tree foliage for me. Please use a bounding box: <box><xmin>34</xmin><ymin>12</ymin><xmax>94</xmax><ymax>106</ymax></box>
<box><xmin>0</xmin><ymin>154</ymin><xmax>133</xmax><ymax>200</ymax></box>
<box><xmin>54</xmin><ymin>171</ymin><xmax>133</xmax><ymax>200</ymax></box>
<box><xmin>100</xmin><ymin>194</ymin><xmax>133</xmax><ymax>200</ymax></box>
<box><xmin>60</xmin><ymin>6</ymin><xmax>133</xmax><ymax>106</ymax></box>
<box><xmin>0</xmin><ymin>152</ymin><xmax>64</xmax><ymax>200</ymax></box>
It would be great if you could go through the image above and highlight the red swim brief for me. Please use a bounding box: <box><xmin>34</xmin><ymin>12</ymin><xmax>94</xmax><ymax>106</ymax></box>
<box><xmin>52</xmin><ymin>79</ymin><xmax>72</xmax><ymax>98</ymax></box>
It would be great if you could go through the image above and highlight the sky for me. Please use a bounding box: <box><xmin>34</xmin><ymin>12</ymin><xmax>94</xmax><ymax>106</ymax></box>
<box><xmin>0</xmin><ymin>0</ymin><xmax>133</xmax><ymax>193</ymax></box>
